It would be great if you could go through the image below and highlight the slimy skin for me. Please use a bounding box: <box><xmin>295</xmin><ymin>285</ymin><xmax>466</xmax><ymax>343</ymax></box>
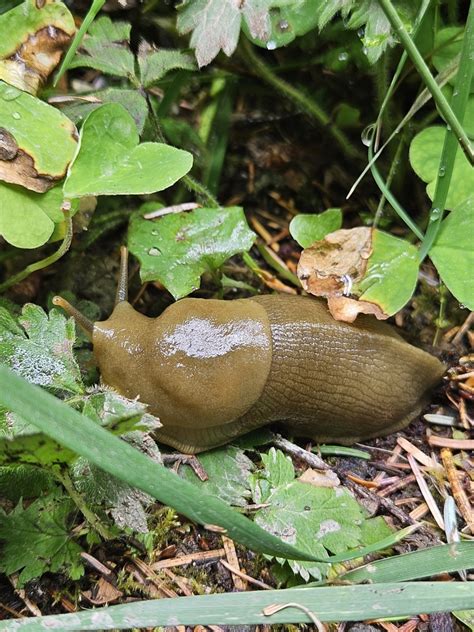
<box><xmin>91</xmin><ymin>293</ymin><xmax>445</xmax><ymax>454</ymax></box>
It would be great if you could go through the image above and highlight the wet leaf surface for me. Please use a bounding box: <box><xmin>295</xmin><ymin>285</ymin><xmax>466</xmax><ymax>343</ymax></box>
<box><xmin>63</xmin><ymin>103</ymin><xmax>193</xmax><ymax>197</ymax></box>
<box><xmin>409</xmin><ymin>126</ymin><xmax>474</xmax><ymax>209</ymax></box>
<box><xmin>0</xmin><ymin>81</ymin><xmax>77</xmax><ymax>192</ymax></box>
<box><xmin>430</xmin><ymin>195</ymin><xmax>474</xmax><ymax>310</ymax></box>
<box><xmin>128</xmin><ymin>205</ymin><xmax>256</xmax><ymax>299</ymax></box>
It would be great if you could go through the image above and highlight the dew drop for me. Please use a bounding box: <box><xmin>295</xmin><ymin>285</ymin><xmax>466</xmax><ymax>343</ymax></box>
<box><xmin>278</xmin><ymin>19</ymin><xmax>289</xmax><ymax>31</ymax></box>
<box><xmin>148</xmin><ymin>247</ymin><xmax>161</xmax><ymax>256</ymax></box>
<box><xmin>430</xmin><ymin>207</ymin><xmax>441</xmax><ymax>221</ymax></box>
<box><xmin>266</xmin><ymin>40</ymin><xmax>277</xmax><ymax>50</ymax></box>
<box><xmin>361</xmin><ymin>123</ymin><xmax>376</xmax><ymax>147</ymax></box>
<box><xmin>2</xmin><ymin>86</ymin><xmax>21</xmax><ymax>101</ymax></box>
<box><xmin>338</xmin><ymin>51</ymin><xmax>349</xmax><ymax>61</ymax></box>
<box><xmin>438</xmin><ymin>166</ymin><xmax>446</xmax><ymax>177</ymax></box>
<box><xmin>12</xmin><ymin>112</ymin><xmax>21</xmax><ymax>120</ymax></box>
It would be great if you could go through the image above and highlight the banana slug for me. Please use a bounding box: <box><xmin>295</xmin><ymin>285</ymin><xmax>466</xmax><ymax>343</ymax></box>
<box><xmin>53</xmin><ymin>248</ymin><xmax>444</xmax><ymax>454</ymax></box>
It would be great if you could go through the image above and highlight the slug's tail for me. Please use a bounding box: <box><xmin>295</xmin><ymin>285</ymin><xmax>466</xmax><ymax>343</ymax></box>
<box><xmin>52</xmin><ymin>296</ymin><xmax>94</xmax><ymax>340</ymax></box>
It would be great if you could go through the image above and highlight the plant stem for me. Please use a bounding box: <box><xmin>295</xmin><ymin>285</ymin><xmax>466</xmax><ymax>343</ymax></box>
<box><xmin>373</xmin><ymin>133</ymin><xmax>405</xmax><ymax>228</ymax></box>
<box><xmin>419</xmin><ymin>0</ymin><xmax>474</xmax><ymax>261</ymax></box>
<box><xmin>0</xmin><ymin>209</ymin><xmax>73</xmax><ymax>293</ymax></box>
<box><xmin>377</xmin><ymin>0</ymin><xmax>473</xmax><ymax>164</ymax></box>
<box><xmin>57</xmin><ymin>469</ymin><xmax>113</xmax><ymax>541</ymax></box>
<box><xmin>145</xmin><ymin>93</ymin><xmax>220</xmax><ymax>208</ymax></box>
<box><xmin>433</xmin><ymin>282</ymin><xmax>448</xmax><ymax>346</ymax></box>
<box><xmin>240</xmin><ymin>38</ymin><xmax>362</xmax><ymax>161</ymax></box>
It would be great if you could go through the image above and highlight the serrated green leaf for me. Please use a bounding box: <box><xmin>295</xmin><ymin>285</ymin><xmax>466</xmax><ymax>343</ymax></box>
<box><xmin>289</xmin><ymin>209</ymin><xmax>342</xmax><ymax>248</ymax></box>
<box><xmin>243</xmin><ymin>0</ymin><xmax>320</xmax><ymax>49</ymax></box>
<box><xmin>409</xmin><ymin>126</ymin><xmax>474</xmax><ymax>209</ymax></box>
<box><xmin>0</xmin><ymin>303</ymin><xmax>83</xmax><ymax>394</ymax></box>
<box><xmin>128</xmin><ymin>206</ymin><xmax>256</xmax><ymax>299</ymax></box>
<box><xmin>63</xmin><ymin>104</ymin><xmax>193</xmax><ymax>197</ymax></box>
<box><xmin>353</xmin><ymin>229</ymin><xmax>419</xmax><ymax>316</ymax></box>
<box><xmin>177</xmin><ymin>0</ymin><xmax>243</xmax><ymax>67</ymax></box>
<box><xmin>0</xmin><ymin>182</ymin><xmax>64</xmax><ymax>249</ymax></box>
<box><xmin>0</xmin><ymin>492</ymin><xmax>83</xmax><ymax>585</ymax></box>
<box><xmin>0</xmin><ymin>464</ymin><xmax>56</xmax><ymax>501</ymax></box>
<box><xmin>179</xmin><ymin>445</ymin><xmax>253</xmax><ymax>507</ymax></box>
<box><xmin>252</xmin><ymin>448</ymin><xmax>392</xmax><ymax>581</ymax></box>
<box><xmin>138</xmin><ymin>48</ymin><xmax>196</xmax><ymax>87</ymax></box>
<box><xmin>68</xmin><ymin>15</ymin><xmax>135</xmax><ymax>79</ymax></box>
<box><xmin>430</xmin><ymin>196</ymin><xmax>474</xmax><ymax>309</ymax></box>
<box><xmin>0</xmin><ymin>81</ymin><xmax>77</xmax><ymax>192</ymax></box>
<box><xmin>59</xmin><ymin>88</ymin><xmax>148</xmax><ymax>134</ymax></box>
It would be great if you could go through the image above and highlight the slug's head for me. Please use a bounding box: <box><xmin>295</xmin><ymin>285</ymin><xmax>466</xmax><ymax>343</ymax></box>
<box><xmin>53</xmin><ymin>248</ymin><xmax>149</xmax><ymax>391</ymax></box>
<box><xmin>53</xmin><ymin>246</ymin><xmax>132</xmax><ymax>340</ymax></box>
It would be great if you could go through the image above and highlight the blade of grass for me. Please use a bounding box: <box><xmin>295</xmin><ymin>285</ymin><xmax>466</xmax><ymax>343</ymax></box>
<box><xmin>53</xmin><ymin>0</ymin><xmax>106</xmax><ymax>86</ymax></box>
<box><xmin>419</xmin><ymin>1</ymin><xmax>474</xmax><ymax>260</ymax></box>
<box><xmin>2</xmin><ymin>582</ymin><xmax>473</xmax><ymax>629</ymax></box>
<box><xmin>337</xmin><ymin>542</ymin><xmax>474</xmax><ymax>583</ymax></box>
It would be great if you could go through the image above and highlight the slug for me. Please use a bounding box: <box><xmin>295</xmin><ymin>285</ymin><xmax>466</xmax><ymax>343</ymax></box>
<box><xmin>53</xmin><ymin>248</ymin><xmax>444</xmax><ymax>454</ymax></box>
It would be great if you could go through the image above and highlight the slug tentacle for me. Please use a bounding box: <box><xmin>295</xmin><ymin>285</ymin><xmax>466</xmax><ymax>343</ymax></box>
<box><xmin>115</xmin><ymin>246</ymin><xmax>129</xmax><ymax>306</ymax></box>
<box><xmin>52</xmin><ymin>296</ymin><xmax>94</xmax><ymax>340</ymax></box>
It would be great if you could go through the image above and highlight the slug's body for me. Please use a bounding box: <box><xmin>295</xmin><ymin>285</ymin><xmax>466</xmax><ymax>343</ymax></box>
<box><xmin>54</xmin><ymin>251</ymin><xmax>444</xmax><ymax>454</ymax></box>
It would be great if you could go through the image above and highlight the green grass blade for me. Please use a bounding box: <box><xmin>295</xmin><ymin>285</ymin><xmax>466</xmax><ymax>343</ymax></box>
<box><xmin>338</xmin><ymin>542</ymin><xmax>474</xmax><ymax>583</ymax></box>
<box><xmin>2</xmin><ymin>582</ymin><xmax>473</xmax><ymax>629</ymax></box>
<box><xmin>420</xmin><ymin>1</ymin><xmax>474</xmax><ymax>260</ymax></box>
<box><xmin>53</xmin><ymin>0</ymin><xmax>106</xmax><ymax>86</ymax></box>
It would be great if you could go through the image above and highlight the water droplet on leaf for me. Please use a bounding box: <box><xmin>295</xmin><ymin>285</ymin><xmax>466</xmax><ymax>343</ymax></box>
<box><xmin>266</xmin><ymin>40</ymin><xmax>277</xmax><ymax>50</ymax></box>
<box><xmin>148</xmin><ymin>247</ymin><xmax>161</xmax><ymax>256</ymax></box>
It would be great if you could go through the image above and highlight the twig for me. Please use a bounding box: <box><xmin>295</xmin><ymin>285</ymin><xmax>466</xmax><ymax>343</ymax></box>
<box><xmin>272</xmin><ymin>434</ymin><xmax>329</xmax><ymax>470</ymax></box>
<box><xmin>440</xmin><ymin>448</ymin><xmax>474</xmax><ymax>534</ymax></box>
<box><xmin>220</xmin><ymin>559</ymin><xmax>272</xmax><ymax>591</ymax></box>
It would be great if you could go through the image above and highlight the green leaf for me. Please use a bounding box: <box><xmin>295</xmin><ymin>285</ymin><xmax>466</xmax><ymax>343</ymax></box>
<box><xmin>289</xmin><ymin>209</ymin><xmax>342</xmax><ymax>248</ymax></box>
<box><xmin>0</xmin><ymin>0</ymin><xmax>75</xmax><ymax>94</ymax></box>
<box><xmin>429</xmin><ymin>196</ymin><xmax>474</xmax><ymax>309</ymax></box>
<box><xmin>128</xmin><ymin>206</ymin><xmax>256</xmax><ymax>299</ymax></box>
<box><xmin>71</xmin><ymin>425</ymin><xmax>162</xmax><ymax>534</ymax></box>
<box><xmin>0</xmin><ymin>365</ymin><xmax>350</xmax><ymax>563</ymax></box>
<box><xmin>409</xmin><ymin>126</ymin><xmax>474</xmax><ymax>209</ymax></box>
<box><xmin>0</xmin><ymin>492</ymin><xmax>83</xmax><ymax>586</ymax></box>
<box><xmin>68</xmin><ymin>15</ymin><xmax>135</xmax><ymax>79</ymax></box>
<box><xmin>138</xmin><ymin>48</ymin><xmax>196</xmax><ymax>87</ymax></box>
<box><xmin>242</xmin><ymin>0</ymin><xmax>320</xmax><ymax>49</ymax></box>
<box><xmin>353</xmin><ymin>230</ymin><xmax>419</xmax><ymax>316</ymax></box>
<box><xmin>252</xmin><ymin>448</ymin><xmax>392</xmax><ymax>581</ymax></box>
<box><xmin>177</xmin><ymin>0</ymin><xmax>293</xmax><ymax>66</ymax></box>
<box><xmin>58</xmin><ymin>88</ymin><xmax>148</xmax><ymax>135</ymax></box>
<box><xmin>0</xmin><ymin>303</ymin><xmax>83</xmax><ymax>394</ymax></box>
<box><xmin>179</xmin><ymin>445</ymin><xmax>254</xmax><ymax>507</ymax></box>
<box><xmin>432</xmin><ymin>27</ymin><xmax>466</xmax><ymax>86</ymax></box>
<box><xmin>0</xmin><ymin>182</ymin><xmax>64</xmax><ymax>249</ymax></box>
<box><xmin>63</xmin><ymin>104</ymin><xmax>193</xmax><ymax>197</ymax></box>
<box><xmin>177</xmin><ymin>0</ymin><xmax>243</xmax><ymax>67</ymax></box>
<box><xmin>0</xmin><ymin>464</ymin><xmax>56</xmax><ymax>501</ymax></box>
<box><xmin>0</xmin><ymin>81</ymin><xmax>77</xmax><ymax>192</ymax></box>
